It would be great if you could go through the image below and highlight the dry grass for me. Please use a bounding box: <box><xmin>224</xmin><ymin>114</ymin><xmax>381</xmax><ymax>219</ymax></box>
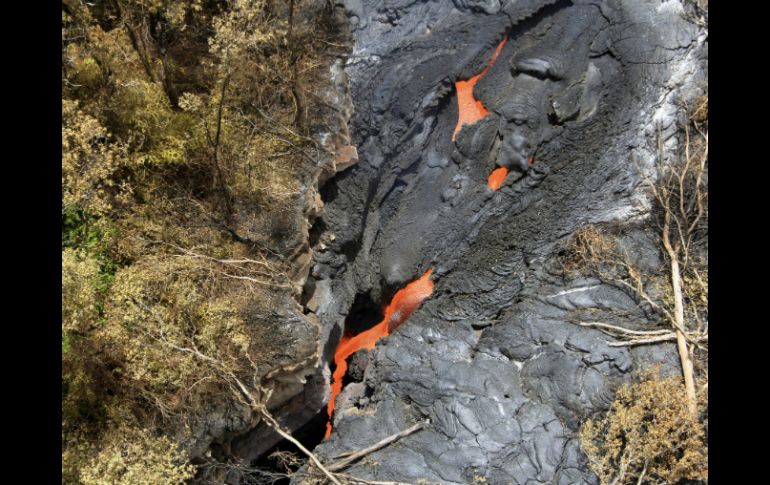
<box><xmin>560</xmin><ymin>225</ymin><xmax>616</xmax><ymax>274</ymax></box>
<box><xmin>580</xmin><ymin>368</ymin><xmax>708</xmax><ymax>485</ymax></box>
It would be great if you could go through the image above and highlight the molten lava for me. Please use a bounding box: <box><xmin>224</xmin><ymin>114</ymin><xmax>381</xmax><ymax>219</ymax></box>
<box><xmin>487</xmin><ymin>166</ymin><xmax>509</xmax><ymax>191</ymax></box>
<box><xmin>487</xmin><ymin>159</ymin><xmax>535</xmax><ymax>191</ymax></box>
<box><xmin>452</xmin><ymin>37</ymin><xmax>508</xmax><ymax>141</ymax></box>
<box><xmin>325</xmin><ymin>269</ymin><xmax>435</xmax><ymax>438</ymax></box>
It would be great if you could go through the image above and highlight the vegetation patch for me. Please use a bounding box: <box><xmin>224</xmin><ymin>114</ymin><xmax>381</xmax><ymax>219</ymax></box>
<box><xmin>566</xmin><ymin>92</ymin><xmax>708</xmax><ymax>485</ymax></box>
<box><xmin>579</xmin><ymin>368</ymin><xmax>708</xmax><ymax>485</ymax></box>
<box><xmin>62</xmin><ymin>0</ymin><xmax>349</xmax><ymax>482</ymax></box>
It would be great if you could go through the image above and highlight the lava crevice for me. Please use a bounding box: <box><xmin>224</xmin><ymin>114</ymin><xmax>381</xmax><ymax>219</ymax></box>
<box><xmin>325</xmin><ymin>268</ymin><xmax>435</xmax><ymax>438</ymax></box>
<box><xmin>452</xmin><ymin>36</ymin><xmax>507</xmax><ymax>143</ymax></box>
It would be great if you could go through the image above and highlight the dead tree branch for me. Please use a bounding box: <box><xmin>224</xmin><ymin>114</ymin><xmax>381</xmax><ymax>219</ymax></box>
<box><xmin>258</xmin><ymin>407</ymin><xmax>343</xmax><ymax>485</ymax></box>
<box><xmin>328</xmin><ymin>420</ymin><xmax>429</xmax><ymax>472</ymax></box>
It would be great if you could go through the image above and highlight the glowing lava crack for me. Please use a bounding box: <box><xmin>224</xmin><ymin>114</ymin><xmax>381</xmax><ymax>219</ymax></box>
<box><xmin>325</xmin><ymin>269</ymin><xmax>435</xmax><ymax>438</ymax></box>
<box><xmin>452</xmin><ymin>36</ymin><xmax>507</xmax><ymax>142</ymax></box>
<box><xmin>487</xmin><ymin>166</ymin><xmax>509</xmax><ymax>191</ymax></box>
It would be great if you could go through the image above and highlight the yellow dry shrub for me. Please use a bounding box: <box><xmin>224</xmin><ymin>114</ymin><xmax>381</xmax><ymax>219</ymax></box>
<box><xmin>62</xmin><ymin>248</ymin><xmax>101</xmax><ymax>335</ymax></box>
<box><xmin>166</xmin><ymin>0</ymin><xmax>207</xmax><ymax>29</ymax></box>
<box><xmin>690</xmin><ymin>94</ymin><xmax>708</xmax><ymax>126</ymax></box>
<box><xmin>77</xmin><ymin>425</ymin><xmax>195</xmax><ymax>485</ymax></box>
<box><xmin>63</xmin><ymin>43</ymin><xmax>104</xmax><ymax>91</ymax></box>
<box><xmin>208</xmin><ymin>0</ymin><xmax>279</xmax><ymax>64</ymax></box>
<box><xmin>110</xmin><ymin>80</ymin><xmax>195</xmax><ymax>165</ymax></box>
<box><xmin>242</xmin><ymin>133</ymin><xmax>298</xmax><ymax>204</ymax></box>
<box><xmin>81</xmin><ymin>25</ymin><xmax>145</xmax><ymax>85</ymax></box>
<box><xmin>579</xmin><ymin>369</ymin><xmax>708</xmax><ymax>485</ymax></box>
<box><xmin>69</xmin><ymin>25</ymin><xmax>194</xmax><ymax>166</ymax></box>
<box><xmin>102</xmin><ymin>254</ymin><xmax>255</xmax><ymax>411</ymax></box>
<box><xmin>62</xmin><ymin>100</ymin><xmax>126</xmax><ymax>216</ymax></box>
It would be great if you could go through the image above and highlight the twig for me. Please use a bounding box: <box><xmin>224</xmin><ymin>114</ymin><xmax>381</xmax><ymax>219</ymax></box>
<box><xmin>577</xmin><ymin>321</ymin><xmax>671</xmax><ymax>336</ymax></box>
<box><xmin>328</xmin><ymin>420</ymin><xmax>429</xmax><ymax>472</ymax></box>
<box><xmin>606</xmin><ymin>335</ymin><xmax>678</xmax><ymax>347</ymax></box>
<box><xmin>571</xmin><ymin>321</ymin><xmax>707</xmax><ymax>347</ymax></box>
<box><xmin>221</xmin><ymin>272</ymin><xmax>292</xmax><ymax>288</ymax></box>
<box><xmin>258</xmin><ymin>408</ymin><xmax>343</xmax><ymax>485</ymax></box>
<box><xmin>149</xmin><ymin>239</ymin><xmax>276</xmax><ymax>269</ymax></box>
<box><xmin>635</xmin><ymin>460</ymin><xmax>648</xmax><ymax>485</ymax></box>
<box><xmin>335</xmin><ymin>473</ymin><xmax>414</xmax><ymax>485</ymax></box>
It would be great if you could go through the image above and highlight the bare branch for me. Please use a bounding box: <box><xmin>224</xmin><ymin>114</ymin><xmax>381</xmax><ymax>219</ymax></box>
<box><xmin>328</xmin><ymin>420</ymin><xmax>429</xmax><ymax>472</ymax></box>
<box><xmin>258</xmin><ymin>407</ymin><xmax>343</xmax><ymax>485</ymax></box>
<box><xmin>576</xmin><ymin>321</ymin><xmax>671</xmax><ymax>336</ymax></box>
<box><xmin>335</xmin><ymin>474</ymin><xmax>414</xmax><ymax>485</ymax></box>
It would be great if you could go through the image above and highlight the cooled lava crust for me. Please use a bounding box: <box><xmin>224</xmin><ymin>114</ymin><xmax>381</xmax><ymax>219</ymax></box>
<box><xmin>288</xmin><ymin>1</ymin><xmax>706</xmax><ymax>484</ymax></box>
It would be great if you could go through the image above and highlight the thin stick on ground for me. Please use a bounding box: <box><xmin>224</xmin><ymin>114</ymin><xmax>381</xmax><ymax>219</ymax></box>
<box><xmin>661</xmin><ymin>205</ymin><xmax>697</xmax><ymax>416</ymax></box>
<box><xmin>577</xmin><ymin>321</ymin><xmax>671</xmax><ymax>336</ymax></box>
<box><xmin>576</xmin><ymin>321</ymin><xmax>707</xmax><ymax>348</ymax></box>
<box><xmin>334</xmin><ymin>473</ymin><xmax>414</xmax><ymax>485</ymax></box>
<box><xmin>328</xmin><ymin>420</ymin><xmax>429</xmax><ymax>472</ymax></box>
<box><xmin>258</xmin><ymin>408</ymin><xmax>343</xmax><ymax>485</ymax></box>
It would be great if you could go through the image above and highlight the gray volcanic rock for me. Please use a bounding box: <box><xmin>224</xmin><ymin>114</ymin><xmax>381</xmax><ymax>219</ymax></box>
<box><xmin>294</xmin><ymin>0</ymin><xmax>706</xmax><ymax>483</ymax></box>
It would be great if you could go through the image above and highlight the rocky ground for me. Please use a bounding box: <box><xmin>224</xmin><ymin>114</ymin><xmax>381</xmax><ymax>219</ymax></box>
<box><xmin>227</xmin><ymin>1</ymin><xmax>707</xmax><ymax>483</ymax></box>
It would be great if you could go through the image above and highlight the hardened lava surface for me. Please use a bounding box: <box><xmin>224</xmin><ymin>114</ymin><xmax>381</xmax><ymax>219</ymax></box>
<box><xmin>299</xmin><ymin>0</ymin><xmax>707</xmax><ymax>483</ymax></box>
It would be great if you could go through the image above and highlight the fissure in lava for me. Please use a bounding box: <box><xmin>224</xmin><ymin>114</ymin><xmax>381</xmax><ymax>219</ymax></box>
<box><xmin>452</xmin><ymin>37</ymin><xmax>507</xmax><ymax>142</ymax></box>
<box><xmin>452</xmin><ymin>36</ymin><xmax>539</xmax><ymax>192</ymax></box>
<box><xmin>325</xmin><ymin>269</ymin><xmax>435</xmax><ymax>438</ymax></box>
<box><xmin>488</xmin><ymin>158</ymin><xmax>536</xmax><ymax>191</ymax></box>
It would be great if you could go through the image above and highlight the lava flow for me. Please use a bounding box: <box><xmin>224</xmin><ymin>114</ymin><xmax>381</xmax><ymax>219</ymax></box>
<box><xmin>487</xmin><ymin>167</ymin><xmax>509</xmax><ymax>191</ymax></box>
<box><xmin>452</xmin><ymin>36</ymin><xmax>507</xmax><ymax>142</ymax></box>
<box><xmin>325</xmin><ymin>268</ymin><xmax>435</xmax><ymax>438</ymax></box>
<box><xmin>487</xmin><ymin>158</ymin><xmax>536</xmax><ymax>191</ymax></box>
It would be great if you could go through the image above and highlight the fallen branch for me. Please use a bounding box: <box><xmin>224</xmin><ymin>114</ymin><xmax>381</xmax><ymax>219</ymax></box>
<box><xmin>605</xmin><ymin>334</ymin><xmax>708</xmax><ymax>347</ymax></box>
<box><xmin>328</xmin><ymin>420</ymin><xmax>429</xmax><ymax>472</ymax></box>
<box><xmin>657</xmin><ymin>125</ymin><xmax>699</xmax><ymax>418</ymax></box>
<box><xmin>606</xmin><ymin>334</ymin><xmax>678</xmax><ymax>347</ymax></box>
<box><xmin>258</xmin><ymin>407</ymin><xmax>343</xmax><ymax>485</ymax></box>
<box><xmin>221</xmin><ymin>271</ymin><xmax>292</xmax><ymax>288</ymax></box>
<box><xmin>635</xmin><ymin>460</ymin><xmax>649</xmax><ymax>485</ymax></box>
<box><xmin>571</xmin><ymin>321</ymin><xmax>707</xmax><ymax>347</ymax></box>
<box><xmin>335</xmin><ymin>473</ymin><xmax>414</xmax><ymax>485</ymax></box>
<box><xmin>577</xmin><ymin>321</ymin><xmax>671</xmax><ymax>336</ymax></box>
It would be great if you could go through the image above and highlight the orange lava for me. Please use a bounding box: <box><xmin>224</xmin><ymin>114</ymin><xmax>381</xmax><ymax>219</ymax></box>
<box><xmin>325</xmin><ymin>269</ymin><xmax>435</xmax><ymax>438</ymax></box>
<box><xmin>452</xmin><ymin>37</ymin><xmax>508</xmax><ymax>141</ymax></box>
<box><xmin>487</xmin><ymin>166</ymin><xmax>509</xmax><ymax>191</ymax></box>
<box><xmin>487</xmin><ymin>158</ymin><xmax>535</xmax><ymax>191</ymax></box>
